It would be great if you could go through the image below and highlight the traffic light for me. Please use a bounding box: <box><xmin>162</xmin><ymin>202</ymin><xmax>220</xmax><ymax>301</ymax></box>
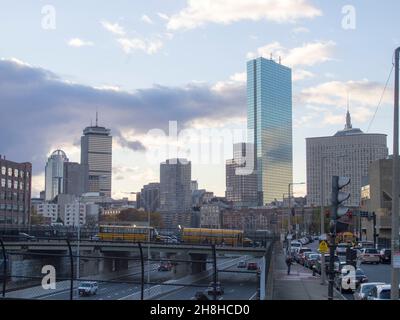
<box><xmin>331</xmin><ymin>176</ymin><xmax>351</xmax><ymax>232</ymax></box>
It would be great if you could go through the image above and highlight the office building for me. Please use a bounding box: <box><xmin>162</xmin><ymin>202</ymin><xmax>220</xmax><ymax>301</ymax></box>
<box><xmin>306</xmin><ymin>110</ymin><xmax>388</xmax><ymax>207</ymax></box>
<box><xmin>45</xmin><ymin>150</ymin><xmax>69</xmax><ymax>201</ymax></box>
<box><xmin>159</xmin><ymin>159</ymin><xmax>191</xmax><ymax>228</ymax></box>
<box><xmin>360</xmin><ymin>158</ymin><xmax>394</xmax><ymax>246</ymax></box>
<box><xmin>63</xmin><ymin>162</ymin><xmax>87</xmax><ymax>197</ymax></box>
<box><xmin>0</xmin><ymin>155</ymin><xmax>32</xmax><ymax>225</ymax></box>
<box><xmin>81</xmin><ymin>117</ymin><xmax>112</xmax><ymax>197</ymax></box>
<box><xmin>226</xmin><ymin>143</ymin><xmax>258</xmax><ymax>208</ymax></box>
<box><xmin>139</xmin><ymin>183</ymin><xmax>160</xmax><ymax>212</ymax></box>
<box><xmin>247</xmin><ymin>57</ymin><xmax>293</xmax><ymax>205</ymax></box>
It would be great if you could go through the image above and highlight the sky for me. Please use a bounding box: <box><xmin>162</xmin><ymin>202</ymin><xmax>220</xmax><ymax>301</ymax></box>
<box><xmin>0</xmin><ymin>0</ymin><xmax>399</xmax><ymax>200</ymax></box>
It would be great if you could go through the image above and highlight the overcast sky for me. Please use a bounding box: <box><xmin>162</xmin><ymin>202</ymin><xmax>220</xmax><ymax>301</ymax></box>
<box><xmin>0</xmin><ymin>0</ymin><xmax>398</xmax><ymax>199</ymax></box>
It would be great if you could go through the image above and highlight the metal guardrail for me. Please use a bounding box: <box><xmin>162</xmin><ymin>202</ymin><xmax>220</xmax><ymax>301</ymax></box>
<box><xmin>0</xmin><ymin>236</ymin><xmax>275</xmax><ymax>301</ymax></box>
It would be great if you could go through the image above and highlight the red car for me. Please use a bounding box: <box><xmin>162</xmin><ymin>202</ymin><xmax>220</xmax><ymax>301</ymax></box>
<box><xmin>247</xmin><ymin>262</ymin><xmax>258</xmax><ymax>270</ymax></box>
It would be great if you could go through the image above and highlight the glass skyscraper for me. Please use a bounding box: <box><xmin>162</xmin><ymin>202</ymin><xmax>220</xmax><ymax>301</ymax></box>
<box><xmin>247</xmin><ymin>57</ymin><xmax>293</xmax><ymax>205</ymax></box>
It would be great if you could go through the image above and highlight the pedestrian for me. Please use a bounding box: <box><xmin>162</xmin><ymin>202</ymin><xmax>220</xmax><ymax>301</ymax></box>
<box><xmin>285</xmin><ymin>255</ymin><xmax>293</xmax><ymax>275</ymax></box>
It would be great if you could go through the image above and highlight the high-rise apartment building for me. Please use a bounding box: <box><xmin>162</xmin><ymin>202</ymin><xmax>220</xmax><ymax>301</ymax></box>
<box><xmin>247</xmin><ymin>57</ymin><xmax>293</xmax><ymax>205</ymax></box>
<box><xmin>81</xmin><ymin>118</ymin><xmax>112</xmax><ymax>197</ymax></box>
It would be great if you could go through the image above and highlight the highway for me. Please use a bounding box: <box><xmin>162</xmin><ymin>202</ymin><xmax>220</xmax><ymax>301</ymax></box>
<box><xmin>155</xmin><ymin>258</ymin><xmax>262</xmax><ymax>300</ymax></box>
<box><xmin>6</xmin><ymin>256</ymin><xmax>256</xmax><ymax>300</ymax></box>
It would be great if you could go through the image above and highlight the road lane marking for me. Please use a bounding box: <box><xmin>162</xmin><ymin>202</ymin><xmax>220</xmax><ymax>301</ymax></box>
<box><xmin>249</xmin><ymin>292</ymin><xmax>258</xmax><ymax>300</ymax></box>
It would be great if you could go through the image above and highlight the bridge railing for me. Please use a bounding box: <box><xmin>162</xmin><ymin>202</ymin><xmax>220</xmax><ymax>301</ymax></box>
<box><xmin>0</xmin><ymin>236</ymin><xmax>275</xmax><ymax>301</ymax></box>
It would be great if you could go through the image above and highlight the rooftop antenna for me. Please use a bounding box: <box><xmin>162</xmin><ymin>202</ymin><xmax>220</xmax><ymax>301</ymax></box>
<box><xmin>96</xmin><ymin>109</ymin><xmax>98</xmax><ymax>127</ymax></box>
<box><xmin>270</xmin><ymin>52</ymin><xmax>273</xmax><ymax>60</ymax></box>
<box><xmin>279</xmin><ymin>56</ymin><xmax>282</xmax><ymax>64</ymax></box>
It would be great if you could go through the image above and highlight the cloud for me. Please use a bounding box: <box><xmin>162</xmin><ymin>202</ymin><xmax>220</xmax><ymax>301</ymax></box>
<box><xmin>292</xmin><ymin>26</ymin><xmax>309</xmax><ymax>33</ymax></box>
<box><xmin>167</xmin><ymin>0</ymin><xmax>322</xmax><ymax>31</ymax></box>
<box><xmin>117</xmin><ymin>37</ymin><xmax>163</xmax><ymax>55</ymax></box>
<box><xmin>67</xmin><ymin>38</ymin><xmax>94</xmax><ymax>47</ymax></box>
<box><xmin>115</xmin><ymin>135</ymin><xmax>147</xmax><ymax>152</ymax></box>
<box><xmin>299</xmin><ymin>79</ymin><xmax>392</xmax><ymax>108</ymax></box>
<box><xmin>141</xmin><ymin>14</ymin><xmax>154</xmax><ymax>24</ymax></box>
<box><xmin>0</xmin><ymin>58</ymin><xmax>246</xmax><ymax>176</ymax></box>
<box><xmin>101</xmin><ymin>20</ymin><xmax>126</xmax><ymax>36</ymax></box>
<box><xmin>157</xmin><ymin>13</ymin><xmax>170</xmax><ymax>20</ymax></box>
<box><xmin>247</xmin><ymin>41</ymin><xmax>336</xmax><ymax>67</ymax></box>
<box><xmin>293</xmin><ymin>69</ymin><xmax>314</xmax><ymax>81</ymax></box>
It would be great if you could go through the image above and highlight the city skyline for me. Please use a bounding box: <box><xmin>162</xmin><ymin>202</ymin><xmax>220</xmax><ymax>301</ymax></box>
<box><xmin>0</xmin><ymin>1</ymin><xmax>398</xmax><ymax>200</ymax></box>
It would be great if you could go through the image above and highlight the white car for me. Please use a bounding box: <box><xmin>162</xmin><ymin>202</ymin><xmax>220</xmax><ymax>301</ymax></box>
<box><xmin>359</xmin><ymin>248</ymin><xmax>380</xmax><ymax>264</ymax></box>
<box><xmin>367</xmin><ymin>284</ymin><xmax>400</xmax><ymax>300</ymax></box>
<box><xmin>354</xmin><ymin>282</ymin><xmax>385</xmax><ymax>300</ymax></box>
<box><xmin>336</xmin><ymin>243</ymin><xmax>350</xmax><ymax>256</ymax></box>
<box><xmin>78</xmin><ymin>281</ymin><xmax>98</xmax><ymax>296</ymax></box>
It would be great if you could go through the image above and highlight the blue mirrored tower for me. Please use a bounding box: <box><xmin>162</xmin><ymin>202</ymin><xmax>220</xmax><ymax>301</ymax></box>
<box><xmin>247</xmin><ymin>57</ymin><xmax>293</xmax><ymax>205</ymax></box>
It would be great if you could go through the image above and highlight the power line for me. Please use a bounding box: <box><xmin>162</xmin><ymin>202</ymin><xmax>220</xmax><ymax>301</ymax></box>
<box><xmin>367</xmin><ymin>62</ymin><xmax>394</xmax><ymax>132</ymax></box>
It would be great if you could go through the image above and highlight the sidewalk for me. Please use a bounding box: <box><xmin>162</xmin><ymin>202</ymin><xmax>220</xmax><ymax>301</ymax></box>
<box><xmin>272</xmin><ymin>247</ymin><xmax>343</xmax><ymax>300</ymax></box>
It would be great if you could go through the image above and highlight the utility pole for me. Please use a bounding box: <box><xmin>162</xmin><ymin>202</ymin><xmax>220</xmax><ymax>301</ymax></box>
<box><xmin>391</xmin><ymin>46</ymin><xmax>400</xmax><ymax>300</ymax></box>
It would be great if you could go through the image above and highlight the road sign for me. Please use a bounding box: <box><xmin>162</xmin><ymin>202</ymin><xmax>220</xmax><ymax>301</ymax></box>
<box><xmin>319</xmin><ymin>240</ymin><xmax>329</xmax><ymax>254</ymax></box>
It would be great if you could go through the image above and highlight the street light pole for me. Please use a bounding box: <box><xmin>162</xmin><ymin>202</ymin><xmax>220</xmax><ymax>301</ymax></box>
<box><xmin>147</xmin><ymin>210</ymin><xmax>150</xmax><ymax>291</ymax></box>
<box><xmin>76</xmin><ymin>199</ymin><xmax>81</xmax><ymax>299</ymax></box>
<box><xmin>320</xmin><ymin>156</ymin><xmax>327</xmax><ymax>285</ymax></box>
<box><xmin>391</xmin><ymin>47</ymin><xmax>400</xmax><ymax>300</ymax></box>
<box><xmin>288</xmin><ymin>182</ymin><xmax>305</xmax><ymax>254</ymax></box>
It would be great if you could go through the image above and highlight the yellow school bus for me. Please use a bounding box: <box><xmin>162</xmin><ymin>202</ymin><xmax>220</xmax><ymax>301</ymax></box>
<box><xmin>336</xmin><ymin>232</ymin><xmax>356</xmax><ymax>245</ymax></box>
<box><xmin>181</xmin><ymin>228</ymin><xmax>244</xmax><ymax>246</ymax></box>
<box><xmin>98</xmin><ymin>225</ymin><xmax>158</xmax><ymax>242</ymax></box>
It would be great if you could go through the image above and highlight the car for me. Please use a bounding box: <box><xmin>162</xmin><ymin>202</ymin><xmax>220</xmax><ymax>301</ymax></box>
<box><xmin>90</xmin><ymin>235</ymin><xmax>100</xmax><ymax>241</ymax></box>
<box><xmin>354</xmin><ymin>282</ymin><xmax>385</xmax><ymax>300</ymax></box>
<box><xmin>336</xmin><ymin>243</ymin><xmax>350</xmax><ymax>256</ymax></box>
<box><xmin>315</xmin><ymin>254</ymin><xmax>340</xmax><ymax>274</ymax></box>
<box><xmin>158</xmin><ymin>262</ymin><xmax>173</xmax><ymax>271</ymax></box>
<box><xmin>367</xmin><ymin>284</ymin><xmax>400</xmax><ymax>300</ymax></box>
<box><xmin>302</xmin><ymin>252</ymin><xmax>314</xmax><ymax>266</ymax></box>
<box><xmin>194</xmin><ymin>291</ymin><xmax>209</xmax><ymax>300</ymax></box>
<box><xmin>295</xmin><ymin>247</ymin><xmax>312</xmax><ymax>264</ymax></box>
<box><xmin>290</xmin><ymin>241</ymin><xmax>302</xmax><ymax>249</ymax></box>
<box><xmin>334</xmin><ymin>261</ymin><xmax>347</xmax><ymax>273</ymax></box>
<box><xmin>207</xmin><ymin>282</ymin><xmax>224</xmax><ymax>296</ymax></box>
<box><xmin>304</xmin><ymin>253</ymin><xmax>320</xmax><ymax>269</ymax></box>
<box><xmin>334</xmin><ymin>267</ymin><xmax>367</xmax><ymax>293</ymax></box>
<box><xmin>237</xmin><ymin>261</ymin><xmax>247</xmax><ymax>268</ymax></box>
<box><xmin>359</xmin><ymin>248</ymin><xmax>380</xmax><ymax>264</ymax></box>
<box><xmin>247</xmin><ymin>262</ymin><xmax>258</xmax><ymax>270</ymax></box>
<box><xmin>78</xmin><ymin>281</ymin><xmax>98</xmax><ymax>296</ymax></box>
<box><xmin>357</xmin><ymin>241</ymin><xmax>375</xmax><ymax>249</ymax></box>
<box><xmin>18</xmin><ymin>233</ymin><xmax>36</xmax><ymax>241</ymax></box>
<box><xmin>354</xmin><ymin>268</ymin><xmax>369</xmax><ymax>286</ymax></box>
<box><xmin>379</xmin><ymin>249</ymin><xmax>391</xmax><ymax>264</ymax></box>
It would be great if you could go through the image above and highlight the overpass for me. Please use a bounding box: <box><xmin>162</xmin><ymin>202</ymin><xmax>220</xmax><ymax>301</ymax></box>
<box><xmin>2</xmin><ymin>240</ymin><xmax>268</xmax><ymax>256</ymax></box>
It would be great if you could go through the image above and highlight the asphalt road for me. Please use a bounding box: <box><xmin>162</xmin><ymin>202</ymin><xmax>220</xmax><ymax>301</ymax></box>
<box><xmin>39</xmin><ymin>263</ymin><xmax>167</xmax><ymax>300</ymax></box>
<box><xmin>155</xmin><ymin>258</ymin><xmax>261</xmax><ymax>301</ymax></box>
<box><xmin>299</xmin><ymin>240</ymin><xmax>392</xmax><ymax>300</ymax></box>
